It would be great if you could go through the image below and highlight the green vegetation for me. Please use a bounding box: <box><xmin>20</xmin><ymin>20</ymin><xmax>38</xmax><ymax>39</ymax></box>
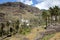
<box><xmin>42</xmin><ymin>10</ymin><xmax>50</xmax><ymax>28</ymax></box>
<box><xmin>19</xmin><ymin>22</ymin><xmax>31</xmax><ymax>35</ymax></box>
<box><xmin>42</xmin><ymin>6</ymin><xmax>60</xmax><ymax>29</ymax></box>
<box><xmin>49</xmin><ymin>6</ymin><xmax>60</xmax><ymax>23</ymax></box>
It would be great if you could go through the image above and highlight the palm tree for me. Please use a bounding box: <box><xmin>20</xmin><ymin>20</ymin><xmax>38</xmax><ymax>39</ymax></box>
<box><xmin>0</xmin><ymin>23</ymin><xmax>5</xmax><ymax>36</ymax></box>
<box><xmin>54</xmin><ymin>6</ymin><xmax>60</xmax><ymax>21</ymax></box>
<box><xmin>42</xmin><ymin>10</ymin><xmax>50</xmax><ymax>29</ymax></box>
<box><xmin>49</xmin><ymin>6</ymin><xmax>60</xmax><ymax>23</ymax></box>
<box><xmin>6</xmin><ymin>21</ymin><xmax>10</xmax><ymax>27</ymax></box>
<box><xmin>49</xmin><ymin>7</ymin><xmax>54</xmax><ymax>24</ymax></box>
<box><xmin>15</xmin><ymin>20</ymin><xmax>20</xmax><ymax>32</ymax></box>
<box><xmin>58</xmin><ymin>10</ymin><xmax>60</xmax><ymax>23</ymax></box>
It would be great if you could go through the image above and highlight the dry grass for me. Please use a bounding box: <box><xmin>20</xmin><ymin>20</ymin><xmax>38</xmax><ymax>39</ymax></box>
<box><xmin>22</xmin><ymin>10</ymin><xmax>38</xmax><ymax>20</ymax></box>
<box><xmin>4</xmin><ymin>26</ymin><xmax>45</xmax><ymax>40</ymax></box>
<box><xmin>49</xmin><ymin>32</ymin><xmax>60</xmax><ymax>40</ymax></box>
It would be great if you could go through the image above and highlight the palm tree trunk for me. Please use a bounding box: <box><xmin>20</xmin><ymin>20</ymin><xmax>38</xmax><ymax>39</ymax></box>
<box><xmin>55</xmin><ymin>15</ymin><xmax>57</xmax><ymax>22</ymax></box>
<box><xmin>51</xmin><ymin>15</ymin><xmax>52</xmax><ymax>24</ymax></box>
<box><xmin>45</xmin><ymin>17</ymin><xmax>48</xmax><ymax>29</ymax></box>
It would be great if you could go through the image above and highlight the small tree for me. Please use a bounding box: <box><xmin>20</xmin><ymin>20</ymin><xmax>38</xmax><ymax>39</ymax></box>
<box><xmin>15</xmin><ymin>20</ymin><xmax>20</xmax><ymax>32</ymax></box>
<box><xmin>10</xmin><ymin>27</ymin><xmax>13</xmax><ymax>33</ymax></box>
<box><xmin>6</xmin><ymin>21</ymin><xmax>10</xmax><ymax>27</ymax></box>
<box><xmin>0</xmin><ymin>23</ymin><xmax>5</xmax><ymax>36</ymax></box>
<box><xmin>19</xmin><ymin>22</ymin><xmax>31</xmax><ymax>35</ymax></box>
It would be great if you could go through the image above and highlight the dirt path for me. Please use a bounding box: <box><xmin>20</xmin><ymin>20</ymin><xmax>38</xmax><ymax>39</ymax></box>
<box><xmin>26</xmin><ymin>26</ymin><xmax>45</xmax><ymax>40</ymax></box>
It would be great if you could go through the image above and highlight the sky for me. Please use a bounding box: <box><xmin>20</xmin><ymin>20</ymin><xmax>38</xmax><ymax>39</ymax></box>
<box><xmin>0</xmin><ymin>0</ymin><xmax>60</xmax><ymax>10</ymax></box>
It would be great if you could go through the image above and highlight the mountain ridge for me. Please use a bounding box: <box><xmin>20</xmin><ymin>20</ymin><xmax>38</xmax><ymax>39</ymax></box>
<box><xmin>0</xmin><ymin>2</ymin><xmax>42</xmax><ymax>21</ymax></box>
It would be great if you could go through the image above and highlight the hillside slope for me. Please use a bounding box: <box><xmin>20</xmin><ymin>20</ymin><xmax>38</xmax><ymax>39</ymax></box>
<box><xmin>0</xmin><ymin>2</ymin><xmax>42</xmax><ymax>21</ymax></box>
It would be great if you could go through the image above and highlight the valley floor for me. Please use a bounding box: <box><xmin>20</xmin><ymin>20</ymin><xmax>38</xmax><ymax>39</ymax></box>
<box><xmin>4</xmin><ymin>26</ymin><xmax>60</xmax><ymax>40</ymax></box>
<box><xmin>4</xmin><ymin>26</ymin><xmax>45</xmax><ymax>40</ymax></box>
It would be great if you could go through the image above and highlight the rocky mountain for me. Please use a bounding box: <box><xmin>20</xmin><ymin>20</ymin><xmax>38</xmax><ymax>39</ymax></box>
<box><xmin>0</xmin><ymin>2</ymin><xmax>41</xmax><ymax>22</ymax></box>
<box><xmin>0</xmin><ymin>2</ymin><xmax>42</xmax><ymax>40</ymax></box>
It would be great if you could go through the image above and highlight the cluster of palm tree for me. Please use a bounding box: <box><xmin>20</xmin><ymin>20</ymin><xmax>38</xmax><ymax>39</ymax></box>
<box><xmin>42</xmin><ymin>6</ymin><xmax>60</xmax><ymax>28</ymax></box>
<box><xmin>49</xmin><ymin>6</ymin><xmax>60</xmax><ymax>22</ymax></box>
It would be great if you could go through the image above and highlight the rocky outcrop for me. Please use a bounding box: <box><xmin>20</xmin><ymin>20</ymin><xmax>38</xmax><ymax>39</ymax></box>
<box><xmin>46</xmin><ymin>23</ymin><xmax>60</xmax><ymax>32</ymax></box>
<box><xmin>34</xmin><ymin>23</ymin><xmax>60</xmax><ymax>40</ymax></box>
<box><xmin>34</xmin><ymin>29</ymin><xmax>56</xmax><ymax>40</ymax></box>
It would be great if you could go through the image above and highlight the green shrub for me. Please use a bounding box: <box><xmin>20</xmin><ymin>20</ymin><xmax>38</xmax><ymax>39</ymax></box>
<box><xmin>19</xmin><ymin>22</ymin><xmax>31</xmax><ymax>35</ymax></box>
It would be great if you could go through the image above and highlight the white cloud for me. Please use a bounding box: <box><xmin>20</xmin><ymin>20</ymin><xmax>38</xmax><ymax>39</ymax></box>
<box><xmin>34</xmin><ymin>0</ymin><xmax>60</xmax><ymax>10</ymax></box>
<box><xmin>24</xmin><ymin>0</ymin><xmax>33</xmax><ymax>5</ymax></box>
<box><xmin>17</xmin><ymin>0</ymin><xmax>33</xmax><ymax>5</ymax></box>
<box><xmin>35</xmin><ymin>1</ymin><xmax>49</xmax><ymax>10</ymax></box>
<box><xmin>17</xmin><ymin>0</ymin><xmax>60</xmax><ymax>10</ymax></box>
